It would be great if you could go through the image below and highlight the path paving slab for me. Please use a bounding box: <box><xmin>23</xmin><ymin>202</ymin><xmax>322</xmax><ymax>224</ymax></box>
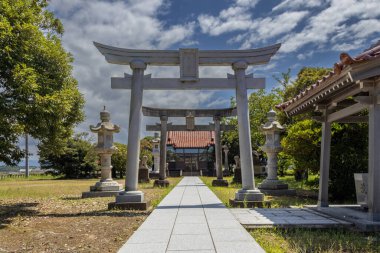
<box><xmin>230</xmin><ymin>208</ymin><xmax>352</xmax><ymax>228</ymax></box>
<box><xmin>118</xmin><ymin>177</ymin><xmax>264</xmax><ymax>253</ymax></box>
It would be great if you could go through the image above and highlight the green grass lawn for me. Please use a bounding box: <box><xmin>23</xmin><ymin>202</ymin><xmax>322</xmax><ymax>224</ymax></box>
<box><xmin>201</xmin><ymin>176</ymin><xmax>380</xmax><ymax>253</ymax></box>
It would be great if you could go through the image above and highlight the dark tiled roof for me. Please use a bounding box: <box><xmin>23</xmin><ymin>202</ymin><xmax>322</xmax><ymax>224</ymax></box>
<box><xmin>276</xmin><ymin>40</ymin><xmax>380</xmax><ymax>111</ymax></box>
<box><xmin>167</xmin><ymin>131</ymin><xmax>215</xmax><ymax>148</ymax></box>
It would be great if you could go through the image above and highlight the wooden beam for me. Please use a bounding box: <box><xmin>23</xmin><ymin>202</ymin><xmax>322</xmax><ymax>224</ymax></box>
<box><xmin>313</xmin><ymin>115</ymin><xmax>368</xmax><ymax>123</ymax></box>
<box><xmin>111</xmin><ymin>74</ymin><xmax>265</xmax><ymax>90</ymax></box>
<box><xmin>327</xmin><ymin>103</ymin><xmax>367</xmax><ymax>122</ymax></box>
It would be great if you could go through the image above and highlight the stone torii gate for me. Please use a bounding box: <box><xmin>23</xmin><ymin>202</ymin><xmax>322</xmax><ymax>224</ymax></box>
<box><xmin>94</xmin><ymin>42</ymin><xmax>280</xmax><ymax>209</ymax></box>
<box><xmin>143</xmin><ymin>106</ymin><xmax>236</xmax><ymax>187</ymax></box>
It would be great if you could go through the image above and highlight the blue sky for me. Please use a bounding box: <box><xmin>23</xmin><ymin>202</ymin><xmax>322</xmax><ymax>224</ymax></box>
<box><xmin>15</xmin><ymin>0</ymin><xmax>380</xmax><ymax>166</ymax></box>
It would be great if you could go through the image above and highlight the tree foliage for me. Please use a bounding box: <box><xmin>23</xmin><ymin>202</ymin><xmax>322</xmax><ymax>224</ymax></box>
<box><xmin>111</xmin><ymin>142</ymin><xmax>127</xmax><ymax>178</ymax></box>
<box><xmin>222</xmin><ymin>90</ymin><xmax>281</xmax><ymax>165</ymax></box>
<box><xmin>281</xmin><ymin>119</ymin><xmax>321</xmax><ymax>174</ymax></box>
<box><xmin>0</xmin><ymin>0</ymin><xmax>84</xmax><ymax>165</ymax></box>
<box><xmin>140</xmin><ymin>136</ymin><xmax>153</xmax><ymax>167</ymax></box>
<box><xmin>39</xmin><ymin>133</ymin><xmax>98</xmax><ymax>178</ymax></box>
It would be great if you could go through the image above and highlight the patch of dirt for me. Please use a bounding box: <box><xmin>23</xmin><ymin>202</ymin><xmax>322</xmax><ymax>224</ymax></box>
<box><xmin>0</xmin><ymin>190</ymin><xmax>162</xmax><ymax>253</ymax></box>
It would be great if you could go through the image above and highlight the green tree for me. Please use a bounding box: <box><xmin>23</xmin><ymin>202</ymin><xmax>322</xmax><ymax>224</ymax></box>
<box><xmin>39</xmin><ymin>133</ymin><xmax>98</xmax><ymax>178</ymax></box>
<box><xmin>111</xmin><ymin>142</ymin><xmax>127</xmax><ymax>178</ymax></box>
<box><xmin>140</xmin><ymin>136</ymin><xmax>153</xmax><ymax>167</ymax></box>
<box><xmin>0</xmin><ymin>0</ymin><xmax>84</xmax><ymax>165</ymax></box>
<box><xmin>222</xmin><ymin>90</ymin><xmax>281</xmax><ymax>165</ymax></box>
<box><xmin>281</xmin><ymin>119</ymin><xmax>321</xmax><ymax>175</ymax></box>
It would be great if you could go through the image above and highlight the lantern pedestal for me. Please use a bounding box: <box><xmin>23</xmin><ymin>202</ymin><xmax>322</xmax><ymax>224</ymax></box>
<box><xmin>154</xmin><ymin>179</ymin><xmax>170</xmax><ymax>187</ymax></box>
<box><xmin>212</xmin><ymin>179</ymin><xmax>229</xmax><ymax>187</ymax></box>
<box><xmin>258</xmin><ymin>179</ymin><xmax>296</xmax><ymax>196</ymax></box>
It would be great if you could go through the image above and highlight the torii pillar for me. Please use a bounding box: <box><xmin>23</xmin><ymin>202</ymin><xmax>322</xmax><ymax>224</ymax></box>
<box><xmin>154</xmin><ymin>115</ymin><xmax>170</xmax><ymax>187</ymax></box>
<box><xmin>212</xmin><ymin>116</ymin><xmax>229</xmax><ymax>186</ymax></box>
<box><xmin>231</xmin><ymin>61</ymin><xmax>264</xmax><ymax>204</ymax></box>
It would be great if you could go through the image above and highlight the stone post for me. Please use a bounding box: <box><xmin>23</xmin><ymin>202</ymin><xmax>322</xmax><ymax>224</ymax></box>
<box><xmin>233</xmin><ymin>155</ymin><xmax>242</xmax><ymax>183</ymax></box>
<box><xmin>222</xmin><ymin>145</ymin><xmax>229</xmax><ymax>172</ymax></box>
<box><xmin>233</xmin><ymin>61</ymin><xmax>263</xmax><ymax>202</ymax></box>
<box><xmin>258</xmin><ymin>110</ymin><xmax>295</xmax><ymax>195</ymax></box>
<box><xmin>82</xmin><ymin>107</ymin><xmax>123</xmax><ymax>198</ymax></box>
<box><xmin>138</xmin><ymin>156</ymin><xmax>150</xmax><ymax>183</ymax></box>
<box><xmin>152</xmin><ymin>133</ymin><xmax>160</xmax><ymax>173</ymax></box>
<box><xmin>212</xmin><ymin>116</ymin><xmax>228</xmax><ymax>186</ymax></box>
<box><xmin>154</xmin><ymin>115</ymin><xmax>170</xmax><ymax>187</ymax></box>
<box><xmin>114</xmin><ymin>60</ymin><xmax>147</xmax><ymax>207</ymax></box>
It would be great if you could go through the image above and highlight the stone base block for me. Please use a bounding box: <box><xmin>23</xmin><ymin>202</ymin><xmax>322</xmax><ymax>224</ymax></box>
<box><xmin>90</xmin><ymin>180</ymin><xmax>123</xmax><ymax>192</ymax></box>
<box><xmin>153</xmin><ymin>179</ymin><xmax>170</xmax><ymax>187</ymax></box>
<box><xmin>82</xmin><ymin>191</ymin><xmax>122</xmax><ymax>198</ymax></box>
<box><xmin>108</xmin><ymin>201</ymin><xmax>151</xmax><ymax>211</ymax></box>
<box><xmin>229</xmin><ymin>199</ymin><xmax>271</xmax><ymax>208</ymax></box>
<box><xmin>212</xmin><ymin>179</ymin><xmax>229</xmax><ymax>187</ymax></box>
<box><xmin>149</xmin><ymin>172</ymin><xmax>160</xmax><ymax>179</ymax></box>
<box><xmin>258</xmin><ymin>179</ymin><xmax>289</xmax><ymax>190</ymax></box>
<box><xmin>233</xmin><ymin>168</ymin><xmax>242</xmax><ymax>183</ymax></box>
<box><xmin>235</xmin><ymin>189</ymin><xmax>264</xmax><ymax>201</ymax></box>
<box><xmin>259</xmin><ymin>188</ymin><xmax>296</xmax><ymax>196</ymax></box>
<box><xmin>138</xmin><ymin>168</ymin><xmax>150</xmax><ymax>183</ymax></box>
<box><xmin>116</xmin><ymin>191</ymin><xmax>144</xmax><ymax>203</ymax></box>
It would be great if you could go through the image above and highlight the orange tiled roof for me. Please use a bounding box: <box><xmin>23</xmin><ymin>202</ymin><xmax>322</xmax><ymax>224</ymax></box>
<box><xmin>276</xmin><ymin>40</ymin><xmax>380</xmax><ymax>111</ymax></box>
<box><xmin>167</xmin><ymin>131</ymin><xmax>215</xmax><ymax>148</ymax></box>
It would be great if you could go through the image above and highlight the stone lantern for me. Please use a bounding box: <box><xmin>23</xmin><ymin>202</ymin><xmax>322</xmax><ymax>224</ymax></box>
<box><xmin>82</xmin><ymin>107</ymin><xmax>123</xmax><ymax>198</ymax></box>
<box><xmin>258</xmin><ymin>109</ymin><xmax>295</xmax><ymax>195</ymax></box>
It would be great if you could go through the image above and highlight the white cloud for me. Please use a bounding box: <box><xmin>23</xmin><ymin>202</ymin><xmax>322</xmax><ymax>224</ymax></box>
<box><xmin>272</xmin><ymin>0</ymin><xmax>325</xmax><ymax>11</ymax></box>
<box><xmin>242</xmin><ymin>11</ymin><xmax>309</xmax><ymax>47</ymax></box>
<box><xmin>47</xmin><ymin>0</ymin><xmax>217</xmax><ymax>148</ymax></box>
<box><xmin>198</xmin><ymin>0</ymin><xmax>259</xmax><ymax>36</ymax></box>
<box><xmin>280</xmin><ymin>0</ymin><xmax>380</xmax><ymax>53</ymax></box>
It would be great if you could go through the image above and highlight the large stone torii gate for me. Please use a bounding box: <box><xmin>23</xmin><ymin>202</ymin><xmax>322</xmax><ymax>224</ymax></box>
<box><xmin>143</xmin><ymin>106</ymin><xmax>236</xmax><ymax>187</ymax></box>
<box><xmin>94</xmin><ymin>42</ymin><xmax>280</xmax><ymax>209</ymax></box>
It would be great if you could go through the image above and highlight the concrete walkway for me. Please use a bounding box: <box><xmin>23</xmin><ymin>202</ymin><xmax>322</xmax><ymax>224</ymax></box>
<box><xmin>118</xmin><ymin>177</ymin><xmax>264</xmax><ymax>253</ymax></box>
<box><xmin>231</xmin><ymin>208</ymin><xmax>351</xmax><ymax>228</ymax></box>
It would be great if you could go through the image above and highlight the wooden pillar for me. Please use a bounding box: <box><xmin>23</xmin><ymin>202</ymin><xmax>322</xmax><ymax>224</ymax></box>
<box><xmin>368</xmin><ymin>79</ymin><xmax>380</xmax><ymax>221</ymax></box>
<box><xmin>317</xmin><ymin>108</ymin><xmax>331</xmax><ymax>207</ymax></box>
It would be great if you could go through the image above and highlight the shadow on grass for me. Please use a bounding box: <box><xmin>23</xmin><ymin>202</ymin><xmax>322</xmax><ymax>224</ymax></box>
<box><xmin>60</xmin><ymin>196</ymin><xmax>82</xmax><ymax>200</ymax></box>
<box><xmin>0</xmin><ymin>202</ymin><xmax>39</xmax><ymax>229</ymax></box>
<box><xmin>40</xmin><ymin>210</ymin><xmax>149</xmax><ymax>218</ymax></box>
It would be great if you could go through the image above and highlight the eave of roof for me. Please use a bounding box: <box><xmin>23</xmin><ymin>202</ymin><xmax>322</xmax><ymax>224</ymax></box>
<box><xmin>276</xmin><ymin>41</ymin><xmax>380</xmax><ymax>114</ymax></box>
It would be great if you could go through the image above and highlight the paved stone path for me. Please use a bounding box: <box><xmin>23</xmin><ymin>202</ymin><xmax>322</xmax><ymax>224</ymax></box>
<box><xmin>118</xmin><ymin>177</ymin><xmax>264</xmax><ymax>253</ymax></box>
<box><xmin>230</xmin><ymin>208</ymin><xmax>351</xmax><ymax>228</ymax></box>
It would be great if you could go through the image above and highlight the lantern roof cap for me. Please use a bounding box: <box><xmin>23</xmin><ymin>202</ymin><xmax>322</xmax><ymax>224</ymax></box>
<box><xmin>90</xmin><ymin>106</ymin><xmax>120</xmax><ymax>133</ymax></box>
<box><xmin>261</xmin><ymin>109</ymin><xmax>285</xmax><ymax>131</ymax></box>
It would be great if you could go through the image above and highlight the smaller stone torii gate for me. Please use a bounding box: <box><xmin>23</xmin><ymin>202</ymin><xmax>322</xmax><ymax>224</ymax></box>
<box><xmin>143</xmin><ymin>106</ymin><xmax>236</xmax><ymax>187</ymax></box>
<box><xmin>95</xmin><ymin>42</ymin><xmax>280</xmax><ymax>209</ymax></box>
